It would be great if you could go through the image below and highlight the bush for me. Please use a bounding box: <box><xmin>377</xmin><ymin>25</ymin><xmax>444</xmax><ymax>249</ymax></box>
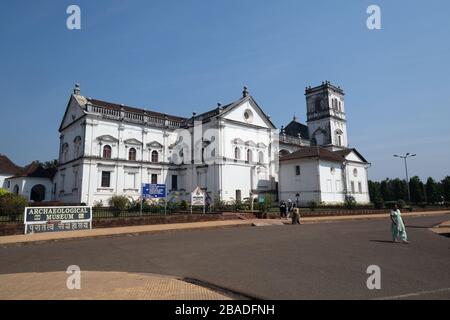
<box><xmin>396</xmin><ymin>199</ymin><xmax>406</xmax><ymax>209</ymax></box>
<box><xmin>0</xmin><ymin>188</ymin><xmax>9</xmax><ymax>197</ymax></box>
<box><xmin>417</xmin><ymin>202</ymin><xmax>427</xmax><ymax>208</ymax></box>
<box><xmin>0</xmin><ymin>193</ymin><xmax>28</xmax><ymax>221</ymax></box>
<box><xmin>373</xmin><ymin>197</ymin><xmax>384</xmax><ymax>209</ymax></box>
<box><xmin>179</xmin><ymin>200</ymin><xmax>189</xmax><ymax>210</ymax></box>
<box><xmin>108</xmin><ymin>196</ymin><xmax>130</xmax><ymax>217</ymax></box>
<box><xmin>344</xmin><ymin>195</ymin><xmax>357</xmax><ymax>210</ymax></box>
<box><xmin>308</xmin><ymin>201</ymin><xmax>318</xmax><ymax>211</ymax></box>
<box><xmin>93</xmin><ymin>200</ymin><xmax>104</xmax><ymax>208</ymax></box>
<box><xmin>259</xmin><ymin>194</ymin><xmax>274</xmax><ymax>214</ymax></box>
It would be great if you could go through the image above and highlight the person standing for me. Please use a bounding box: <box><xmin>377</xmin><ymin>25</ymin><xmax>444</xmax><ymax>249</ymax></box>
<box><xmin>291</xmin><ymin>205</ymin><xmax>301</xmax><ymax>225</ymax></box>
<box><xmin>279</xmin><ymin>201</ymin><xmax>287</xmax><ymax>219</ymax></box>
<box><xmin>287</xmin><ymin>199</ymin><xmax>293</xmax><ymax>219</ymax></box>
<box><xmin>390</xmin><ymin>204</ymin><xmax>409</xmax><ymax>243</ymax></box>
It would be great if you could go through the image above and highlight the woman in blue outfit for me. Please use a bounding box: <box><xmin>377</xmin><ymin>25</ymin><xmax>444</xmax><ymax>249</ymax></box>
<box><xmin>390</xmin><ymin>204</ymin><xmax>409</xmax><ymax>244</ymax></box>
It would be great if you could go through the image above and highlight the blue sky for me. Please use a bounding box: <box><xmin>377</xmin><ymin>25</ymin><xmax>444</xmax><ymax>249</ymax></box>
<box><xmin>0</xmin><ymin>0</ymin><xmax>449</xmax><ymax>181</ymax></box>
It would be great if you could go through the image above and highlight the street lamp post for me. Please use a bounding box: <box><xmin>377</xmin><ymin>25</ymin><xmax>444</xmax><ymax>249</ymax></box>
<box><xmin>393</xmin><ymin>153</ymin><xmax>416</xmax><ymax>203</ymax></box>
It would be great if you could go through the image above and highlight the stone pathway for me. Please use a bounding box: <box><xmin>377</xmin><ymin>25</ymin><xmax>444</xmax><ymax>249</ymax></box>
<box><xmin>0</xmin><ymin>271</ymin><xmax>231</xmax><ymax>300</ymax></box>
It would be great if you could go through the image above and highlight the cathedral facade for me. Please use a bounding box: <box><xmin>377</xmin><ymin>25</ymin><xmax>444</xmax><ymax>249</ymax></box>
<box><xmin>54</xmin><ymin>82</ymin><xmax>370</xmax><ymax>206</ymax></box>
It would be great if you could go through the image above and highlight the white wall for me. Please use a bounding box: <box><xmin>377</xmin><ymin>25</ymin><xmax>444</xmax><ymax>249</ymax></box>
<box><xmin>278</xmin><ymin>159</ymin><xmax>322</xmax><ymax>205</ymax></box>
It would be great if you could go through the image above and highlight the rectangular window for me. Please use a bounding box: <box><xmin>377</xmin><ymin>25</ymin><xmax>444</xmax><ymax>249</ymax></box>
<box><xmin>358</xmin><ymin>182</ymin><xmax>362</xmax><ymax>193</ymax></box>
<box><xmin>351</xmin><ymin>181</ymin><xmax>355</xmax><ymax>193</ymax></box>
<box><xmin>171</xmin><ymin>175</ymin><xmax>178</xmax><ymax>190</ymax></box>
<box><xmin>151</xmin><ymin>174</ymin><xmax>158</xmax><ymax>185</ymax></box>
<box><xmin>101</xmin><ymin>171</ymin><xmax>111</xmax><ymax>188</ymax></box>
<box><xmin>125</xmin><ymin>173</ymin><xmax>136</xmax><ymax>189</ymax></box>
<box><xmin>295</xmin><ymin>165</ymin><xmax>300</xmax><ymax>176</ymax></box>
<box><xmin>236</xmin><ymin>190</ymin><xmax>242</xmax><ymax>202</ymax></box>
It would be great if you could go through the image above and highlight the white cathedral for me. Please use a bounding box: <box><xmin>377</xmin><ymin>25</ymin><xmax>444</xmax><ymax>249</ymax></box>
<box><xmin>29</xmin><ymin>81</ymin><xmax>369</xmax><ymax>206</ymax></box>
<box><xmin>49</xmin><ymin>81</ymin><xmax>370</xmax><ymax>206</ymax></box>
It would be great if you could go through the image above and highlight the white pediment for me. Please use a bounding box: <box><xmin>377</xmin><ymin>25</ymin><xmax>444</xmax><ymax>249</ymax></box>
<box><xmin>124</xmin><ymin>138</ymin><xmax>142</xmax><ymax>145</ymax></box>
<box><xmin>245</xmin><ymin>140</ymin><xmax>257</xmax><ymax>147</ymax></box>
<box><xmin>97</xmin><ymin>135</ymin><xmax>118</xmax><ymax>143</ymax></box>
<box><xmin>257</xmin><ymin>142</ymin><xmax>267</xmax><ymax>148</ymax></box>
<box><xmin>147</xmin><ymin>141</ymin><xmax>163</xmax><ymax>149</ymax></box>
<box><xmin>59</xmin><ymin>95</ymin><xmax>86</xmax><ymax>131</ymax></box>
<box><xmin>221</xmin><ymin>98</ymin><xmax>275</xmax><ymax>129</ymax></box>
<box><xmin>342</xmin><ymin>149</ymin><xmax>368</xmax><ymax>163</ymax></box>
<box><xmin>232</xmin><ymin>138</ymin><xmax>245</xmax><ymax>145</ymax></box>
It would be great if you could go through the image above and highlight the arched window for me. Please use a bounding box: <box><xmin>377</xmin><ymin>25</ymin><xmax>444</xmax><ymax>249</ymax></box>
<box><xmin>151</xmin><ymin>150</ymin><xmax>159</xmax><ymax>163</ymax></box>
<box><xmin>103</xmin><ymin>145</ymin><xmax>112</xmax><ymax>159</ymax></box>
<box><xmin>258</xmin><ymin>151</ymin><xmax>264</xmax><ymax>163</ymax></box>
<box><xmin>234</xmin><ymin>147</ymin><xmax>240</xmax><ymax>160</ymax></box>
<box><xmin>13</xmin><ymin>185</ymin><xmax>19</xmax><ymax>194</ymax></box>
<box><xmin>74</xmin><ymin>136</ymin><xmax>82</xmax><ymax>158</ymax></box>
<box><xmin>61</xmin><ymin>143</ymin><xmax>69</xmax><ymax>162</ymax></box>
<box><xmin>128</xmin><ymin>148</ymin><xmax>136</xmax><ymax>161</ymax></box>
<box><xmin>246</xmin><ymin>149</ymin><xmax>253</xmax><ymax>163</ymax></box>
<box><xmin>30</xmin><ymin>184</ymin><xmax>46</xmax><ymax>202</ymax></box>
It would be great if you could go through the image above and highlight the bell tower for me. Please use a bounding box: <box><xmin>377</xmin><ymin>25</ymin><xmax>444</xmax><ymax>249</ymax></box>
<box><xmin>305</xmin><ymin>81</ymin><xmax>348</xmax><ymax>149</ymax></box>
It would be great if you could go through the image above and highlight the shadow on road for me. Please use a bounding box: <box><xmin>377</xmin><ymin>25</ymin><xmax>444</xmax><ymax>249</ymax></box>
<box><xmin>369</xmin><ymin>240</ymin><xmax>394</xmax><ymax>244</ymax></box>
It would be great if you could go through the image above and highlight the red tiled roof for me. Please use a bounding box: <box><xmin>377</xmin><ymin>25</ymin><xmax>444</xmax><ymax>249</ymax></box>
<box><xmin>0</xmin><ymin>155</ymin><xmax>23</xmax><ymax>175</ymax></box>
<box><xmin>279</xmin><ymin>147</ymin><xmax>344</xmax><ymax>162</ymax></box>
<box><xmin>8</xmin><ymin>161</ymin><xmax>56</xmax><ymax>179</ymax></box>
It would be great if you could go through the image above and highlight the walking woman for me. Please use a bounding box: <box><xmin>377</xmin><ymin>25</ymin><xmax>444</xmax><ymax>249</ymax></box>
<box><xmin>390</xmin><ymin>204</ymin><xmax>409</xmax><ymax>244</ymax></box>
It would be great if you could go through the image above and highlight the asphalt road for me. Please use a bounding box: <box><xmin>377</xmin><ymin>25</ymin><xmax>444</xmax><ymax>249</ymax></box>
<box><xmin>1</xmin><ymin>215</ymin><xmax>449</xmax><ymax>299</ymax></box>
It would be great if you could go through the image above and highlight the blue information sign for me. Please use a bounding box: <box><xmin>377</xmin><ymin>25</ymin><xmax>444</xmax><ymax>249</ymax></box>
<box><xmin>142</xmin><ymin>184</ymin><xmax>166</xmax><ymax>199</ymax></box>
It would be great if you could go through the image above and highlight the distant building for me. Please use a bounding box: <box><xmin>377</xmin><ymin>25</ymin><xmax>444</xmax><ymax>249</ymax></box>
<box><xmin>278</xmin><ymin>81</ymin><xmax>370</xmax><ymax>205</ymax></box>
<box><xmin>0</xmin><ymin>154</ymin><xmax>22</xmax><ymax>189</ymax></box>
<box><xmin>1</xmin><ymin>157</ymin><xmax>56</xmax><ymax>202</ymax></box>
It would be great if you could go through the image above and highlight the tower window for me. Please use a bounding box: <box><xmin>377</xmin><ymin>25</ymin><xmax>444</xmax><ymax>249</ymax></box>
<box><xmin>295</xmin><ymin>165</ymin><xmax>301</xmax><ymax>176</ymax></box>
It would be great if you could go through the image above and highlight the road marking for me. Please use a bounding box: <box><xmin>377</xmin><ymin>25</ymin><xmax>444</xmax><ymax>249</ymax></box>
<box><xmin>374</xmin><ymin>287</ymin><xmax>450</xmax><ymax>300</ymax></box>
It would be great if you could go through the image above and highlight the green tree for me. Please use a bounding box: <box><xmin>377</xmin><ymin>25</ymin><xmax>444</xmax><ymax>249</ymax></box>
<box><xmin>380</xmin><ymin>178</ymin><xmax>393</xmax><ymax>201</ymax></box>
<box><xmin>425</xmin><ymin>177</ymin><xmax>439</xmax><ymax>204</ymax></box>
<box><xmin>442</xmin><ymin>176</ymin><xmax>450</xmax><ymax>202</ymax></box>
<box><xmin>409</xmin><ymin>176</ymin><xmax>425</xmax><ymax>203</ymax></box>
<box><xmin>108</xmin><ymin>195</ymin><xmax>130</xmax><ymax>217</ymax></box>
<box><xmin>41</xmin><ymin>159</ymin><xmax>58</xmax><ymax>170</ymax></box>
<box><xmin>368</xmin><ymin>180</ymin><xmax>381</xmax><ymax>201</ymax></box>
<box><xmin>0</xmin><ymin>193</ymin><xmax>28</xmax><ymax>221</ymax></box>
<box><xmin>391</xmin><ymin>178</ymin><xmax>407</xmax><ymax>201</ymax></box>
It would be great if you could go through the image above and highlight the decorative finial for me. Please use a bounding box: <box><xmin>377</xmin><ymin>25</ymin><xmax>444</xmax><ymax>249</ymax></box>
<box><xmin>73</xmin><ymin>83</ymin><xmax>80</xmax><ymax>95</ymax></box>
<box><xmin>243</xmin><ymin>86</ymin><xmax>249</xmax><ymax>98</ymax></box>
<box><xmin>293</xmin><ymin>113</ymin><xmax>298</xmax><ymax>122</ymax></box>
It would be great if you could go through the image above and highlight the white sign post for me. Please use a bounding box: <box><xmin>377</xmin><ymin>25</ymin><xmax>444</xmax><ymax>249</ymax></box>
<box><xmin>191</xmin><ymin>186</ymin><xmax>205</xmax><ymax>214</ymax></box>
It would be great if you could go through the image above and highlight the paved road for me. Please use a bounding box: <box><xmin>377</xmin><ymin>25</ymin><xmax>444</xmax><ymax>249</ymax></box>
<box><xmin>1</xmin><ymin>215</ymin><xmax>449</xmax><ymax>299</ymax></box>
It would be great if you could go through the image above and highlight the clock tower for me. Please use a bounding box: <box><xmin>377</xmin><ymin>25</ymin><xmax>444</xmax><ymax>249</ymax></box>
<box><xmin>305</xmin><ymin>81</ymin><xmax>348</xmax><ymax>150</ymax></box>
